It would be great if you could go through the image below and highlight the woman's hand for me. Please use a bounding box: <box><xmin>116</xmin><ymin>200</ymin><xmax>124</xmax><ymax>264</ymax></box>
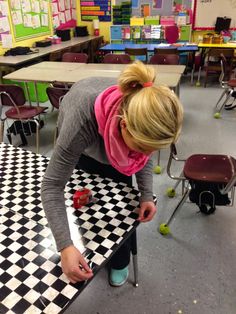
<box><xmin>61</xmin><ymin>245</ymin><xmax>93</xmax><ymax>284</ymax></box>
<box><xmin>137</xmin><ymin>201</ymin><xmax>157</xmax><ymax>222</ymax></box>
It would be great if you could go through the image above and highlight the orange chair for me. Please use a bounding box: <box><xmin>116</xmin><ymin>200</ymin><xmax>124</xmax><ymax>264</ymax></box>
<box><xmin>62</xmin><ymin>52</ymin><xmax>88</xmax><ymax>63</ymax></box>
<box><xmin>103</xmin><ymin>53</ymin><xmax>131</xmax><ymax>64</ymax></box>
<box><xmin>0</xmin><ymin>84</ymin><xmax>47</xmax><ymax>153</ymax></box>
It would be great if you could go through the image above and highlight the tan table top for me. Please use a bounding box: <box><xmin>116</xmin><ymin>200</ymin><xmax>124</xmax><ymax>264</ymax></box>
<box><xmin>29</xmin><ymin>61</ymin><xmax>186</xmax><ymax>74</ymax></box>
<box><xmin>3</xmin><ymin>64</ymin><xmax>182</xmax><ymax>88</ymax></box>
<box><xmin>0</xmin><ymin>36</ymin><xmax>102</xmax><ymax>66</ymax></box>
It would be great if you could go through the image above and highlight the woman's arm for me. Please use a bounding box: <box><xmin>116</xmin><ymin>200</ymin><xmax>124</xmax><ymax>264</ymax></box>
<box><xmin>135</xmin><ymin>158</ymin><xmax>157</xmax><ymax>222</ymax></box>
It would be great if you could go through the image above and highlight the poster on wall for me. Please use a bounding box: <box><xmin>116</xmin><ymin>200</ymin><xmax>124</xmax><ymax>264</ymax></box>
<box><xmin>81</xmin><ymin>0</ymin><xmax>111</xmax><ymax>21</ymax></box>
<box><xmin>141</xmin><ymin>4</ymin><xmax>150</xmax><ymax>17</ymax></box>
<box><xmin>9</xmin><ymin>0</ymin><xmax>51</xmax><ymax>41</ymax></box>
<box><xmin>132</xmin><ymin>0</ymin><xmax>138</xmax><ymax>8</ymax></box>
<box><xmin>0</xmin><ymin>0</ymin><xmax>11</xmax><ymax>42</ymax></box>
<box><xmin>153</xmin><ymin>0</ymin><xmax>162</xmax><ymax>9</ymax></box>
<box><xmin>52</xmin><ymin>0</ymin><xmax>76</xmax><ymax>30</ymax></box>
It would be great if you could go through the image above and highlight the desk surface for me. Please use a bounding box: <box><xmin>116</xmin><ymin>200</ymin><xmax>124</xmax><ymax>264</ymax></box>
<box><xmin>198</xmin><ymin>41</ymin><xmax>236</xmax><ymax>48</ymax></box>
<box><xmin>3</xmin><ymin>62</ymin><xmax>182</xmax><ymax>88</ymax></box>
<box><xmin>29</xmin><ymin>61</ymin><xmax>186</xmax><ymax>74</ymax></box>
<box><xmin>100</xmin><ymin>43</ymin><xmax>199</xmax><ymax>52</ymax></box>
<box><xmin>0</xmin><ymin>143</ymin><xmax>140</xmax><ymax>313</ymax></box>
<box><xmin>0</xmin><ymin>36</ymin><xmax>102</xmax><ymax>66</ymax></box>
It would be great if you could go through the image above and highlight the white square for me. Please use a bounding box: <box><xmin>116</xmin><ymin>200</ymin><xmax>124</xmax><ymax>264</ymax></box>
<box><xmin>2</xmin><ymin>291</ymin><xmax>21</xmax><ymax>309</ymax></box>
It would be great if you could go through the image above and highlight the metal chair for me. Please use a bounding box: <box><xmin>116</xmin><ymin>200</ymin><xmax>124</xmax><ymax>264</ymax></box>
<box><xmin>149</xmin><ymin>53</ymin><xmax>179</xmax><ymax>65</ymax></box>
<box><xmin>214</xmin><ymin>54</ymin><xmax>236</xmax><ymax>118</ymax></box>
<box><xmin>103</xmin><ymin>53</ymin><xmax>131</xmax><ymax>64</ymax></box>
<box><xmin>62</xmin><ymin>52</ymin><xmax>88</xmax><ymax>63</ymax></box>
<box><xmin>125</xmin><ymin>48</ymin><xmax>148</xmax><ymax>63</ymax></box>
<box><xmin>159</xmin><ymin>144</ymin><xmax>236</xmax><ymax>235</ymax></box>
<box><xmin>46</xmin><ymin>85</ymin><xmax>70</xmax><ymax>144</ymax></box>
<box><xmin>0</xmin><ymin>84</ymin><xmax>47</xmax><ymax>153</ymax></box>
<box><xmin>203</xmin><ymin>48</ymin><xmax>234</xmax><ymax>87</ymax></box>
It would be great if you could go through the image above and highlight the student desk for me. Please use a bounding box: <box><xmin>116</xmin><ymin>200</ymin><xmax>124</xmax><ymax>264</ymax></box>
<box><xmin>29</xmin><ymin>61</ymin><xmax>186</xmax><ymax>74</ymax></box>
<box><xmin>198</xmin><ymin>42</ymin><xmax>236</xmax><ymax>49</ymax></box>
<box><xmin>0</xmin><ymin>36</ymin><xmax>103</xmax><ymax>67</ymax></box>
<box><xmin>3</xmin><ymin>62</ymin><xmax>183</xmax><ymax>96</ymax></box>
<box><xmin>0</xmin><ymin>142</ymin><xmax>142</xmax><ymax>314</ymax></box>
<box><xmin>99</xmin><ymin>43</ymin><xmax>199</xmax><ymax>54</ymax></box>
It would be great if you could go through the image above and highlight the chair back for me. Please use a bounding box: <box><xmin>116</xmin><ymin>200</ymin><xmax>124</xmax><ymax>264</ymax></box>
<box><xmin>103</xmin><ymin>53</ymin><xmax>131</xmax><ymax>64</ymax></box>
<box><xmin>165</xmin><ymin>25</ymin><xmax>179</xmax><ymax>44</ymax></box>
<box><xmin>46</xmin><ymin>86</ymin><xmax>70</xmax><ymax>109</ymax></box>
<box><xmin>154</xmin><ymin>48</ymin><xmax>178</xmax><ymax>55</ymax></box>
<box><xmin>149</xmin><ymin>54</ymin><xmax>179</xmax><ymax>65</ymax></box>
<box><xmin>0</xmin><ymin>84</ymin><xmax>25</xmax><ymax>107</ymax></box>
<box><xmin>62</xmin><ymin>52</ymin><xmax>88</xmax><ymax>63</ymax></box>
<box><xmin>124</xmin><ymin>47</ymin><xmax>148</xmax><ymax>63</ymax></box>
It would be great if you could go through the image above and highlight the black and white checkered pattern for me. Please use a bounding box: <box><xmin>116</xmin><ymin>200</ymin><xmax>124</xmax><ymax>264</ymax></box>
<box><xmin>0</xmin><ymin>143</ymin><xmax>140</xmax><ymax>313</ymax></box>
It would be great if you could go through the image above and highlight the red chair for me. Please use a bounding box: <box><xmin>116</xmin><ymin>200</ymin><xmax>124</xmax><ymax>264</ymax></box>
<box><xmin>203</xmin><ymin>48</ymin><xmax>234</xmax><ymax>87</ymax></box>
<box><xmin>149</xmin><ymin>53</ymin><xmax>179</xmax><ymax>65</ymax></box>
<box><xmin>103</xmin><ymin>53</ymin><xmax>131</xmax><ymax>64</ymax></box>
<box><xmin>214</xmin><ymin>54</ymin><xmax>236</xmax><ymax>117</ymax></box>
<box><xmin>0</xmin><ymin>84</ymin><xmax>47</xmax><ymax>153</ymax></box>
<box><xmin>159</xmin><ymin>144</ymin><xmax>236</xmax><ymax>235</ymax></box>
<box><xmin>46</xmin><ymin>85</ymin><xmax>70</xmax><ymax>144</ymax></box>
<box><xmin>62</xmin><ymin>52</ymin><xmax>88</xmax><ymax>63</ymax></box>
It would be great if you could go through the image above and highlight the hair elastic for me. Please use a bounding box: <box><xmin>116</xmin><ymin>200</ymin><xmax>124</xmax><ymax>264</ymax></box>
<box><xmin>142</xmin><ymin>82</ymin><xmax>153</xmax><ymax>87</ymax></box>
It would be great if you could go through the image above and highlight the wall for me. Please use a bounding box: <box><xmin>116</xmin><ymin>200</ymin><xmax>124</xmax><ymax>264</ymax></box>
<box><xmin>76</xmin><ymin>0</ymin><xmax>113</xmax><ymax>42</ymax></box>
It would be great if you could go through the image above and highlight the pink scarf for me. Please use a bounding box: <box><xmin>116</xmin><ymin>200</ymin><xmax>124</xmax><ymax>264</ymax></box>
<box><xmin>94</xmin><ymin>85</ymin><xmax>149</xmax><ymax>176</ymax></box>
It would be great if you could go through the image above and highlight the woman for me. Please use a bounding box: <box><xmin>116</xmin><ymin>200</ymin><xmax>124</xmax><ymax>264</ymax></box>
<box><xmin>41</xmin><ymin>61</ymin><xmax>183</xmax><ymax>286</ymax></box>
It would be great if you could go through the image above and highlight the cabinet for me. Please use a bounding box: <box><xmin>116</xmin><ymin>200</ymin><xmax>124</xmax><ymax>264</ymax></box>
<box><xmin>110</xmin><ymin>24</ymin><xmax>192</xmax><ymax>43</ymax></box>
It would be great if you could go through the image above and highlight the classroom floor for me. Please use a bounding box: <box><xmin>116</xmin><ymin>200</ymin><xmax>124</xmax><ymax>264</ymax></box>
<box><xmin>3</xmin><ymin>74</ymin><xmax>236</xmax><ymax>314</ymax></box>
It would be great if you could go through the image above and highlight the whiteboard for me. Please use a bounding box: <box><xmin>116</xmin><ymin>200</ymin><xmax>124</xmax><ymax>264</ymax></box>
<box><xmin>193</xmin><ymin>0</ymin><xmax>236</xmax><ymax>30</ymax></box>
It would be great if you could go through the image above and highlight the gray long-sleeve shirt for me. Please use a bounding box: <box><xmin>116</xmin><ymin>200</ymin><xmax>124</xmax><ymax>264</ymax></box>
<box><xmin>41</xmin><ymin>77</ymin><xmax>153</xmax><ymax>252</ymax></box>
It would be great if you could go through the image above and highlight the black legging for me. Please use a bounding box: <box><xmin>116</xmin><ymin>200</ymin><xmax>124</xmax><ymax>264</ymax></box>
<box><xmin>76</xmin><ymin>154</ymin><xmax>132</xmax><ymax>269</ymax></box>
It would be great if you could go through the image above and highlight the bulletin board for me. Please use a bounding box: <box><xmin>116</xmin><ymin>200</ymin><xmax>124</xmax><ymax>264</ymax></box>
<box><xmin>193</xmin><ymin>0</ymin><xmax>236</xmax><ymax>30</ymax></box>
<box><xmin>0</xmin><ymin>0</ymin><xmax>11</xmax><ymax>41</ymax></box>
<box><xmin>80</xmin><ymin>0</ymin><xmax>111</xmax><ymax>22</ymax></box>
<box><xmin>9</xmin><ymin>0</ymin><xmax>51</xmax><ymax>41</ymax></box>
<box><xmin>51</xmin><ymin>0</ymin><xmax>76</xmax><ymax>30</ymax></box>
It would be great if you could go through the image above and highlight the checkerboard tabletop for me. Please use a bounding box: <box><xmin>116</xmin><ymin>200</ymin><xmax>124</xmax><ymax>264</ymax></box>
<box><xmin>0</xmin><ymin>143</ymin><xmax>141</xmax><ymax>314</ymax></box>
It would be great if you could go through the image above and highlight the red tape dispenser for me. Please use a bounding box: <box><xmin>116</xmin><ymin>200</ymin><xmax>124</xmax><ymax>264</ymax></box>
<box><xmin>73</xmin><ymin>188</ymin><xmax>93</xmax><ymax>209</ymax></box>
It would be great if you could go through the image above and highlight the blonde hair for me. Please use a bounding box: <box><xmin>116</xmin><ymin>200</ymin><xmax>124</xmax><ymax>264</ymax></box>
<box><xmin>118</xmin><ymin>61</ymin><xmax>183</xmax><ymax>150</ymax></box>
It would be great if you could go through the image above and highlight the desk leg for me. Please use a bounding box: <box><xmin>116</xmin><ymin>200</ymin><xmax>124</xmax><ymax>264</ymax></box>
<box><xmin>24</xmin><ymin>82</ymin><xmax>32</xmax><ymax>106</ymax></box>
<box><xmin>34</xmin><ymin>82</ymin><xmax>39</xmax><ymax>107</ymax></box>
<box><xmin>0</xmin><ymin>119</ymin><xmax>5</xmax><ymax>142</ymax></box>
<box><xmin>175</xmin><ymin>83</ymin><xmax>180</xmax><ymax>97</ymax></box>
<box><xmin>131</xmin><ymin>230</ymin><xmax>138</xmax><ymax>287</ymax></box>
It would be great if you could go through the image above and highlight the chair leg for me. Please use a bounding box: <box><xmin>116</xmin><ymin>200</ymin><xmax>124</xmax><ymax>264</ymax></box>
<box><xmin>130</xmin><ymin>230</ymin><xmax>138</xmax><ymax>287</ymax></box>
<box><xmin>53</xmin><ymin>126</ymin><xmax>58</xmax><ymax>146</ymax></box>
<box><xmin>165</xmin><ymin>183</ymin><xmax>191</xmax><ymax>227</ymax></box>
<box><xmin>0</xmin><ymin>119</ymin><xmax>5</xmax><ymax>142</ymax></box>
<box><xmin>204</xmin><ymin>70</ymin><xmax>208</xmax><ymax>88</ymax></box>
<box><xmin>215</xmin><ymin>89</ymin><xmax>228</xmax><ymax>110</ymax></box>
<box><xmin>217</xmin><ymin>89</ymin><xmax>234</xmax><ymax>114</ymax></box>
